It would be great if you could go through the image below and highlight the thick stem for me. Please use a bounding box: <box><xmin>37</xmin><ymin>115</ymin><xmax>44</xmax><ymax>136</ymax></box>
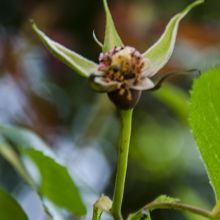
<box><xmin>111</xmin><ymin>109</ymin><xmax>133</xmax><ymax>220</ymax></box>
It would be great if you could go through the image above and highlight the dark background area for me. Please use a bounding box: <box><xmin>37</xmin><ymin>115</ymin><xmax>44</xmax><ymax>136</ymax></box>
<box><xmin>0</xmin><ymin>0</ymin><xmax>220</xmax><ymax>219</ymax></box>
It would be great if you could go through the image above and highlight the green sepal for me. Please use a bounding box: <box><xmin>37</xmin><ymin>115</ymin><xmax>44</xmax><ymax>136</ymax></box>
<box><xmin>142</xmin><ymin>0</ymin><xmax>204</xmax><ymax>76</ymax></box>
<box><xmin>93</xmin><ymin>30</ymin><xmax>103</xmax><ymax>48</ymax></box>
<box><xmin>102</xmin><ymin>0</ymin><xmax>123</xmax><ymax>52</ymax></box>
<box><xmin>31</xmin><ymin>21</ymin><xmax>98</xmax><ymax>78</ymax></box>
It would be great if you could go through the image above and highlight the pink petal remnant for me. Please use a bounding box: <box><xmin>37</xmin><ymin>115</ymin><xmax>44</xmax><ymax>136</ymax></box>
<box><xmin>98</xmin><ymin>46</ymin><xmax>144</xmax><ymax>85</ymax></box>
<box><xmin>93</xmin><ymin>46</ymin><xmax>150</xmax><ymax>109</ymax></box>
<box><xmin>90</xmin><ymin>46</ymin><xmax>156</xmax><ymax>109</ymax></box>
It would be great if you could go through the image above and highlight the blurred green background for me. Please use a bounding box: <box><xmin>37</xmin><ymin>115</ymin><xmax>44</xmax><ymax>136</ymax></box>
<box><xmin>0</xmin><ymin>0</ymin><xmax>220</xmax><ymax>219</ymax></box>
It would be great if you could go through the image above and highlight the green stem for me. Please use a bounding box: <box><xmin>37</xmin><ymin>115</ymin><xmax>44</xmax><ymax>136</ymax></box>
<box><xmin>144</xmin><ymin>201</ymin><xmax>217</xmax><ymax>219</ymax></box>
<box><xmin>92</xmin><ymin>207</ymin><xmax>102</xmax><ymax>220</ymax></box>
<box><xmin>111</xmin><ymin>109</ymin><xmax>133</xmax><ymax>220</ymax></box>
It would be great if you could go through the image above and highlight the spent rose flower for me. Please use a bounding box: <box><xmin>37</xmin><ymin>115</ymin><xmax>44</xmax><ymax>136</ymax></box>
<box><xmin>31</xmin><ymin>0</ymin><xmax>204</xmax><ymax>109</ymax></box>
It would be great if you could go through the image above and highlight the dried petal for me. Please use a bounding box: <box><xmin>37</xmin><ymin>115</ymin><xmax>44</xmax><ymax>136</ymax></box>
<box><xmin>90</xmin><ymin>75</ymin><xmax>120</xmax><ymax>92</ymax></box>
<box><xmin>131</xmin><ymin>77</ymin><xmax>155</xmax><ymax>91</ymax></box>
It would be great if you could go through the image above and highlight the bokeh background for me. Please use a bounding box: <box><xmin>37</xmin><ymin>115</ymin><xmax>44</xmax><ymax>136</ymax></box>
<box><xmin>0</xmin><ymin>0</ymin><xmax>220</xmax><ymax>219</ymax></box>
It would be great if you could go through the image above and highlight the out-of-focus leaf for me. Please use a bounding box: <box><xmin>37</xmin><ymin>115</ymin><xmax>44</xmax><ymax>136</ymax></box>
<box><xmin>142</xmin><ymin>0</ymin><xmax>204</xmax><ymax>77</ymax></box>
<box><xmin>23</xmin><ymin>148</ymin><xmax>86</xmax><ymax>216</ymax></box>
<box><xmin>190</xmin><ymin>67</ymin><xmax>220</xmax><ymax>202</ymax></box>
<box><xmin>176</xmin><ymin>187</ymin><xmax>211</xmax><ymax>220</ymax></box>
<box><xmin>0</xmin><ymin>125</ymin><xmax>54</xmax><ymax>158</ymax></box>
<box><xmin>0</xmin><ymin>143</ymin><xmax>33</xmax><ymax>186</ymax></box>
<box><xmin>0</xmin><ymin>189</ymin><xmax>28</xmax><ymax>220</ymax></box>
<box><xmin>147</xmin><ymin>215</ymin><xmax>151</xmax><ymax>220</ymax></box>
<box><xmin>154</xmin><ymin>83</ymin><xmax>189</xmax><ymax>124</ymax></box>
<box><xmin>130</xmin><ymin>119</ymin><xmax>195</xmax><ymax>178</ymax></box>
<box><xmin>0</xmin><ymin>138</ymin><xmax>55</xmax><ymax>219</ymax></box>
<box><xmin>31</xmin><ymin>21</ymin><xmax>98</xmax><ymax>78</ymax></box>
<box><xmin>0</xmin><ymin>125</ymin><xmax>86</xmax><ymax>216</ymax></box>
<box><xmin>102</xmin><ymin>0</ymin><xmax>123</xmax><ymax>52</ymax></box>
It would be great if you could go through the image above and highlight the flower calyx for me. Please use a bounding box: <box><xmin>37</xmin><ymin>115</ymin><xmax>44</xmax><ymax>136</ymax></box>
<box><xmin>90</xmin><ymin>46</ymin><xmax>153</xmax><ymax>109</ymax></box>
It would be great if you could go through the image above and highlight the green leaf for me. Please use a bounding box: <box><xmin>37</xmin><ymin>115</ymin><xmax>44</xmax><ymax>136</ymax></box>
<box><xmin>142</xmin><ymin>0</ymin><xmax>204</xmax><ymax>77</ymax></box>
<box><xmin>147</xmin><ymin>215</ymin><xmax>151</xmax><ymax>220</ymax></box>
<box><xmin>190</xmin><ymin>67</ymin><xmax>220</xmax><ymax>202</ymax></box>
<box><xmin>0</xmin><ymin>143</ymin><xmax>33</xmax><ymax>186</ymax></box>
<box><xmin>102</xmin><ymin>0</ymin><xmax>123</xmax><ymax>52</ymax></box>
<box><xmin>0</xmin><ymin>189</ymin><xmax>28</xmax><ymax>220</ymax></box>
<box><xmin>0</xmin><ymin>142</ymin><xmax>64</xmax><ymax>220</ymax></box>
<box><xmin>31</xmin><ymin>21</ymin><xmax>98</xmax><ymax>78</ymax></box>
<box><xmin>23</xmin><ymin>148</ymin><xmax>86</xmax><ymax>216</ymax></box>
<box><xmin>0</xmin><ymin>125</ymin><xmax>51</xmax><ymax>153</ymax></box>
<box><xmin>212</xmin><ymin>201</ymin><xmax>220</xmax><ymax>218</ymax></box>
<box><xmin>0</xmin><ymin>125</ymin><xmax>86</xmax><ymax>216</ymax></box>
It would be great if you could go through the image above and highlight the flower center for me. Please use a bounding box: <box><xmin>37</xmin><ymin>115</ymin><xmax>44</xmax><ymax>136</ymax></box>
<box><xmin>98</xmin><ymin>46</ymin><xmax>144</xmax><ymax>83</ymax></box>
